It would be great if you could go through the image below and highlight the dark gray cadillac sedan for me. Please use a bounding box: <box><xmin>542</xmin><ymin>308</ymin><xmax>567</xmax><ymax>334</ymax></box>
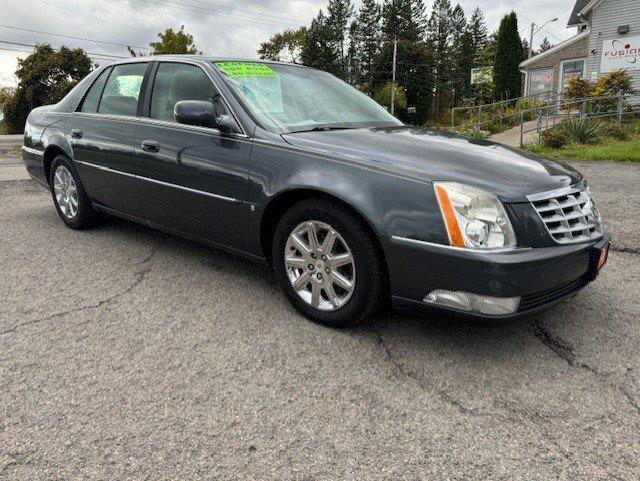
<box><xmin>22</xmin><ymin>56</ymin><xmax>610</xmax><ymax>326</ymax></box>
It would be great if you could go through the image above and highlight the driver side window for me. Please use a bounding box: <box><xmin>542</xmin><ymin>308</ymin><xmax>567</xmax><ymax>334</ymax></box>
<box><xmin>150</xmin><ymin>63</ymin><xmax>227</xmax><ymax>123</ymax></box>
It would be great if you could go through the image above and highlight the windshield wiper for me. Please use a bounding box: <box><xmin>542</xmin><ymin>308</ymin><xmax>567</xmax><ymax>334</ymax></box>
<box><xmin>286</xmin><ymin>125</ymin><xmax>357</xmax><ymax>134</ymax></box>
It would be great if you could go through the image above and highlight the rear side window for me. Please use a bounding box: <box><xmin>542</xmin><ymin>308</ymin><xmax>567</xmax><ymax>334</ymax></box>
<box><xmin>150</xmin><ymin>62</ymin><xmax>227</xmax><ymax>123</ymax></box>
<box><xmin>98</xmin><ymin>63</ymin><xmax>148</xmax><ymax>117</ymax></box>
<box><xmin>79</xmin><ymin>67</ymin><xmax>111</xmax><ymax>113</ymax></box>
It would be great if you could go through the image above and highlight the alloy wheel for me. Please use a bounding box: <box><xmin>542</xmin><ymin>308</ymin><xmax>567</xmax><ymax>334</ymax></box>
<box><xmin>284</xmin><ymin>220</ymin><xmax>356</xmax><ymax>312</ymax></box>
<box><xmin>53</xmin><ymin>165</ymin><xmax>79</xmax><ymax>219</ymax></box>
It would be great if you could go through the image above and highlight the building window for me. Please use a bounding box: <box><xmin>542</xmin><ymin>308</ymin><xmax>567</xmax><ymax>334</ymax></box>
<box><xmin>559</xmin><ymin>59</ymin><xmax>585</xmax><ymax>92</ymax></box>
<box><xmin>528</xmin><ymin>68</ymin><xmax>554</xmax><ymax>98</ymax></box>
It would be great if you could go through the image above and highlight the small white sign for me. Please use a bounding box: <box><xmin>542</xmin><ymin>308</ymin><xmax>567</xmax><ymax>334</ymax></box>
<box><xmin>601</xmin><ymin>35</ymin><xmax>640</xmax><ymax>72</ymax></box>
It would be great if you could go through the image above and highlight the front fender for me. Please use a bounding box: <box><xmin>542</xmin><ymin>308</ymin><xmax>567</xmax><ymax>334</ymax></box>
<box><xmin>249</xmin><ymin>135</ymin><xmax>448</xmax><ymax>255</ymax></box>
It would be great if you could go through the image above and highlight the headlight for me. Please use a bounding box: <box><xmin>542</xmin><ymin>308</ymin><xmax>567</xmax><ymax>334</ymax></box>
<box><xmin>434</xmin><ymin>182</ymin><xmax>517</xmax><ymax>249</ymax></box>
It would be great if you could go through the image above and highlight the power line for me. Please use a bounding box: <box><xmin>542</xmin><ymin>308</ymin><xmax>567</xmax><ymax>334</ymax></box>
<box><xmin>539</xmin><ymin>26</ymin><xmax>563</xmax><ymax>42</ymax></box>
<box><xmin>0</xmin><ymin>46</ymin><xmax>126</xmax><ymax>61</ymax></box>
<box><xmin>183</xmin><ymin>0</ymin><xmax>307</xmax><ymax>25</ymax></box>
<box><xmin>0</xmin><ymin>24</ymin><xmax>148</xmax><ymax>51</ymax></box>
<box><xmin>136</xmin><ymin>0</ymin><xmax>304</xmax><ymax>28</ymax></box>
<box><xmin>0</xmin><ymin>40</ymin><xmax>127</xmax><ymax>59</ymax></box>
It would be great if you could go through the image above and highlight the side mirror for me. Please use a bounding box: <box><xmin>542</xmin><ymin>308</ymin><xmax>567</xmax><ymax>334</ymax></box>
<box><xmin>174</xmin><ymin>100</ymin><xmax>238</xmax><ymax>134</ymax></box>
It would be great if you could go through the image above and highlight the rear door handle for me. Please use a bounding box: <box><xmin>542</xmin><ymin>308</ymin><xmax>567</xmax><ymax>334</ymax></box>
<box><xmin>141</xmin><ymin>140</ymin><xmax>160</xmax><ymax>153</ymax></box>
<box><xmin>71</xmin><ymin>129</ymin><xmax>83</xmax><ymax>139</ymax></box>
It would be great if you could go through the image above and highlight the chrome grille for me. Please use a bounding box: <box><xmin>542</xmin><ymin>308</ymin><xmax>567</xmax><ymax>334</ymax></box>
<box><xmin>528</xmin><ymin>185</ymin><xmax>603</xmax><ymax>245</ymax></box>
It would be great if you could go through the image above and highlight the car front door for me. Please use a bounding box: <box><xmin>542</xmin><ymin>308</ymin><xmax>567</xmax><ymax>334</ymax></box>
<box><xmin>132</xmin><ymin>61</ymin><xmax>251</xmax><ymax>251</ymax></box>
<box><xmin>68</xmin><ymin>62</ymin><xmax>151</xmax><ymax>218</ymax></box>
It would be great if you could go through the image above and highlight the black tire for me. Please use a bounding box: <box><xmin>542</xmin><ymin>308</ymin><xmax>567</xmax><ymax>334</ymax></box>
<box><xmin>49</xmin><ymin>155</ymin><xmax>100</xmax><ymax>229</ymax></box>
<box><xmin>272</xmin><ymin>198</ymin><xmax>386</xmax><ymax>327</ymax></box>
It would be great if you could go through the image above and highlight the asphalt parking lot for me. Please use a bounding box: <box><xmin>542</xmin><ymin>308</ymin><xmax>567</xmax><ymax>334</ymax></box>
<box><xmin>1</xmin><ymin>152</ymin><xmax>639</xmax><ymax>480</ymax></box>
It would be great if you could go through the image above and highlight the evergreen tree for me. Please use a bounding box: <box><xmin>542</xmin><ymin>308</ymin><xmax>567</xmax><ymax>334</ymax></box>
<box><xmin>373</xmin><ymin>39</ymin><xmax>433</xmax><ymax>123</ymax></box>
<box><xmin>538</xmin><ymin>37</ymin><xmax>553</xmax><ymax>53</ymax></box>
<box><xmin>327</xmin><ymin>0</ymin><xmax>354</xmax><ymax>78</ymax></box>
<box><xmin>468</xmin><ymin>7</ymin><xmax>488</xmax><ymax>64</ymax></box>
<box><xmin>450</xmin><ymin>5</ymin><xmax>474</xmax><ymax>103</ymax></box>
<box><xmin>381</xmin><ymin>0</ymin><xmax>418</xmax><ymax>41</ymax></box>
<box><xmin>350</xmin><ymin>0</ymin><xmax>382</xmax><ymax>93</ymax></box>
<box><xmin>301</xmin><ymin>10</ymin><xmax>341</xmax><ymax>75</ymax></box>
<box><xmin>493</xmin><ymin>12</ymin><xmax>524</xmax><ymax>100</ymax></box>
<box><xmin>426</xmin><ymin>0</ymin><xmax>453</xmax><ymax>119</ymax></box>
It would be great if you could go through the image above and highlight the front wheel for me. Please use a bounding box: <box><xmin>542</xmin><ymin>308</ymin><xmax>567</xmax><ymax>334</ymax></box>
<box><xmin>272</xmin><ymin>198</ymin><xmax>386</xmax><ymax>327</ymax></box>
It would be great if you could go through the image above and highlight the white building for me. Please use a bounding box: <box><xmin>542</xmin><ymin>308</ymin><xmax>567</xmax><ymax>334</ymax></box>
<box><xmin>520</xmin><ymin>0</ymin><xmax>640</xmax><ymax>97</ymax></box>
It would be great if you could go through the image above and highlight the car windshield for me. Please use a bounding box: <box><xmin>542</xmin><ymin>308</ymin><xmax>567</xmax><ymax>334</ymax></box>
<box><xmin>212</xmin><ymin>61</ymin><xmax>403</xmax><ymax>134</ymax></box>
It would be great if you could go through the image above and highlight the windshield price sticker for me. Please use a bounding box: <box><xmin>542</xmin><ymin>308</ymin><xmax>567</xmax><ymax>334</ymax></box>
<box><xmin>214</xmin><ymin>62</ymin><xmax>279</xmax><ymax>78</ymax></box>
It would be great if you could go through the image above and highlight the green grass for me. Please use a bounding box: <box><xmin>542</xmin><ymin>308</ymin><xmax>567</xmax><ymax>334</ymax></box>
<box><xmin>527</xmin><ymin>137</ymin><xmax>640</xmax><ymax>163</ymax></box>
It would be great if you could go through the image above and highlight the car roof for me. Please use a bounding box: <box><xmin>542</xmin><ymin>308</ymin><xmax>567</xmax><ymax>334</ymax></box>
<box><xmin>110</xmin><ymin>55</ymin><xmax>307</xmax><ymax>68</ymax></box>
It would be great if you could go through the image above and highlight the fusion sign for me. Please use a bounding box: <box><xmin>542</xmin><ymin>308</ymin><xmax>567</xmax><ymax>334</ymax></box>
<box><xmin>601</xmin><ymin>35</ymin><xmax>640</xmax><ymax>72</ymax></box>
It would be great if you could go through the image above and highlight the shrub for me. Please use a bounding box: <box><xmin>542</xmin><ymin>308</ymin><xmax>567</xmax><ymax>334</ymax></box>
<box><xmin>600</xmin><ymin>122</ymin><xmax>628</xmax><ymax>141</ymax></box>
<box><xmin>541</xmin><ymin>128</ymin><xmax>568</xmax><ymax>149</ymax></box>
<box><xmin>560</xmin><ymin>118</ymin><xmax>601</xmax><ymax>144</ymax></box>
<box><xmin>459</xmin><ymin>127</ymin><xmax>490</xmax><ymax>139</ymax></box>
<box><xmin>565</xmin><ymin>76</ymin><xmax>593</xmax><ymax>100</ymax></box>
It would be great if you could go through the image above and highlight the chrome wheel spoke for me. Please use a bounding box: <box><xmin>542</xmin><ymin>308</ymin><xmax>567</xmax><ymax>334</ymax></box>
<box><xmin>310</xmin><ymin>280</ymin><xmax>321</xmax><ymax>308</ymax></box>
<box><xmin>332</xmin><ymin>271</ymin><xmax>354</xmax><ymax>292</ymax></box>
<box><xmin>285</xmin><ymin>255</ymin><xmax>307</xmax><ymax>269</ymax></box>
<box><xmin>329</xmin><ymin>253</ymin><xmax>351</xmax><ymax>268</ymax></box>
<box><xmin>307</xmin><ymin>222</ymin><xmax>319</xmax><ymax>251</ymax></box>
<box><xmin>292</xmin><ymin>271</ymin><xmax>311</xmax><ymax>290</ymax></box>
<box><xmin>290</xmin><ymin>233</ymin><xmax>311</xmax><ymax>257</ymax></box>
<box><xmin>324</xmin><ymin>282</ymin><xmax>339</xmax><ymax>308</ymax></box>
<box><xmin>321</xmin><ymin>230</ymin><xmax>336</xmax><ymax>254</ymax></box>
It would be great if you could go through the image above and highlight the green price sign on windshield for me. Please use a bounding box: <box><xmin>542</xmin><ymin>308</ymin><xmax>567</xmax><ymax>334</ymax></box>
<box><xmin>214</xmin><ymin>62</ymin><xmax>278</xmax><ymax>78</ymax></box>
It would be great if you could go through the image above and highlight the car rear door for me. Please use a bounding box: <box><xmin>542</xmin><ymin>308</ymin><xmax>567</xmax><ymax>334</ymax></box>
<box><xmin>132</xmin><ymin>61</ymin><xmax>251</xmax><ymax>251</ymax></box>
<box><xmin>68</xmin><ymin>62</ymin><xmax>151</xmax><ymax>218</ymax></box>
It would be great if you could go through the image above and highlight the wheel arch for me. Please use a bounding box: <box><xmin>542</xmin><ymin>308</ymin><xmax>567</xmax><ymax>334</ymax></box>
<box><xmin>43</xmin><ymin>144</ymin><xmax>71</xmax><ymax>185</ymax></box>
<box><xmin>259</xmin><ymin>188</ymin><xmax>389</xmax><ymax>280</ymax></box>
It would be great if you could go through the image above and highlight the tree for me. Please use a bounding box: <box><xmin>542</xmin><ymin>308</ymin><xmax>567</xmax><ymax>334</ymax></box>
<box><xmin>493</xmin><ymin>12</ymin><xmax>524</xmax><ymax>100</ymax></box>
<box><xmin>1</xmin><ymin>44</ymin><xmax>92</xmax><ymax>133</ymax></box>
<box><xmin>258</xmin><ymin>27</ymin><xmax>307</xmax><ymax>63</ymax></box>
<box><xmin>301</xmin><ymin>10</ymin><xmax>341</xmax><ymax>75</ymax></box>
<box><xmin>327</xmin><ymin>0</ymin><xmax>354</xmax><ymax>78</ymax></box>
<box><xmin>381</xmin><ymin>0</ymin><xmax>426</xmax><ymax>42</ymax></box>
<box><xmin>373</xmin><ymin>81</ymin><xmax>407</xmax><ymax>110</ymax></box>
<box><xmin>538</xmin><ymin>37</ymin><xmax>553</xmax><ymax>53</ymax></box>
<box><xmin>426</xmin><ymin>0</ymin><xmax>453</xmax><ymax>119</ymax></box>
<box><xmin>149</xmin><ymin>25</ymin><xmax>199</xmax><ymax>55</ymax></box>
<box><xmin>349</xmin><ymin>0</ymin><xmax>382</xmax><ymax>93</ymax></box>
<box><xmin>373</xmin><ymin>39</ymin><xmax>433</xmax><ymax>124</ymax></box>
<box><xmin>450</xmin><ymin>4</ymin><xmax>474</xmax><ymax>103</ymax></box>
<box><xmin>468</xmin><ymin>6</ymin><xmax>488</xmax><ymax>62</ymax></box>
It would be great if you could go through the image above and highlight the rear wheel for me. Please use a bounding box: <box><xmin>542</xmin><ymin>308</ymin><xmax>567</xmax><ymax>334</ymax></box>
<box><xmin>50</xmin><ymin>155</ymin><xmax>100</xmax><ymax>229</ymax></box>
<box><xmin>273</xmin><ymin>198</ymin><xmax>385</xmax><ymax>327</ymax></box>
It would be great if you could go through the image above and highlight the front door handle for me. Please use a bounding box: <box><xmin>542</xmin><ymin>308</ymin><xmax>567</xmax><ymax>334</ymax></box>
<box><xmin>141</xmin><ymin>140</ymin><xmax>160</xmax><ymax>153</ymax></box>
<box><xmin>71</xmin><ymin>129</ymin><xmax>83</xmax><ymax>139</ymax></box>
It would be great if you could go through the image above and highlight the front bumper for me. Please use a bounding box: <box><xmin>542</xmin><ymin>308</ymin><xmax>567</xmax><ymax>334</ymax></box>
<box><xmin>381</xmin><ymin>233</ymin><xmax>611</xmax><ymax>321</ymax></box>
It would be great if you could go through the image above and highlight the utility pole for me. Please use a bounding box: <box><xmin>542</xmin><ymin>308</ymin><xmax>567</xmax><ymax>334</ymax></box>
<box><xmin>391</xmin><ymin>37</ymin><xmax>397</xmax><ymax>116</ymax></box>
<box><xmin>528</xmin><ymin>23</ymin><xmax>535</xmax><ymax>59</ymax></box>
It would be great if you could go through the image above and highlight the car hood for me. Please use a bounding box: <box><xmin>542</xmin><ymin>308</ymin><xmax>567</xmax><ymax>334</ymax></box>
<box><xmin>281</xmin><ymin>126</ymin><xmax>582</xmax><ymax>202</ymax></box>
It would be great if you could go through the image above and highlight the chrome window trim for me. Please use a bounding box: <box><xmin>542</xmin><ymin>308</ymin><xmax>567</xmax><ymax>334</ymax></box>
<box><xmin>390</xmin><ymin>236</ymin><xmax>530</xmax><ymax>254</ymax></box>
<box><xmin>136</xmin><ymin>117</ymin><xmax>249</xmax><ymax>141</ymax></box>
<box><xmin>73</xmin><ymin>160</ymin><xmax>239</xmax><ymax>203</ymax></box>
<box><xmin>71</xmin><ymin>111</ymin><xmax>141</xmax><ymax>124</ymax></box>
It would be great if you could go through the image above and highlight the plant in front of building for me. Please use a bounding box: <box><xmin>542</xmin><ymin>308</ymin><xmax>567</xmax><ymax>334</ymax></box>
<box><xmin>560</xmin><ymin>118</ymin><xmax>601</xmax><ymax>144</ymax></box>
<box><xmin>541</xmin><ymin>128</ymin><xmax>569</xmax><ymax>149</ymax></box>
<box><xmin>599</xmin><ymin>122</ymin><xmax>629</xmax><ymax>141</ymax></box>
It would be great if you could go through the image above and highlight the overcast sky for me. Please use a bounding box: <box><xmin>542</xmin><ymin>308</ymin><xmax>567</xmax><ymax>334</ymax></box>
<box><xmin>1</xmin><ymin>0</ymin><xmax>577</xmax><ymax>88</ymax></box>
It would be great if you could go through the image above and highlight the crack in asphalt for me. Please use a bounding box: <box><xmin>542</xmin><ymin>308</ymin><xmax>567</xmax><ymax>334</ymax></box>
<box><xmin>533</xmin><ymin>322</ymin><xmax>640</xmax><ymax>415</ymax></box>
<box><xmin>0</xmin><ymin>242</ymin><xmax>160</xmax><ymax>336</ymax></box>
<box><xmin>610</xmin><ymin>246</ymin><xmax>640</xmax><ymax>255</ymax></box>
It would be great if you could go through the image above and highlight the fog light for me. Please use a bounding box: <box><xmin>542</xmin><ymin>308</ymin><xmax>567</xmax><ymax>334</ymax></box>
<box><xmin>423</xmin><ymin>290</ymin><xmax>520</xmax><ymax>315</ymax></box>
